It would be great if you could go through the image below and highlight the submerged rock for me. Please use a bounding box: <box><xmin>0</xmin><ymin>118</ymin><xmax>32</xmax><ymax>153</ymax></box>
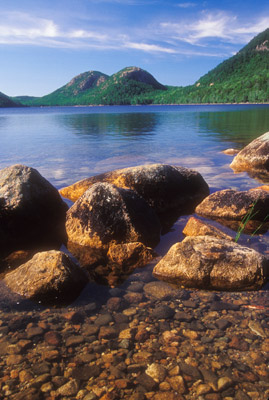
<box><xmin>195</xmin><ymin>189</ymin><xmax>269</xmax><ymax>233</ymax></box>
<box><xmin>0</xmin><ymin>164</ymin><xmax>67</xmax><ymax>259</ymax></box>
<box><xmin>183</xmin><ymin>216</ymin><xmax>233</xmax><ymax>240</ymax></box>
<box><xmin>66</xmin><ymin>182</ymin><xmax>160</xmax><ymax>269</ymax></box>
<box><xmin>230</xmin><ymin>131</ymin><xmax>269</xmax><ymax>182</ymax></box>
<box><xmin>60</xmin><ymin>164</ymin><xmax>209</xmax><ymax>217</ymax></box>
<box><xmin>107</xmin><ymin>242</ymin><xmax>155</xmax><ymax>271</ymax></box>
<box><xmin>4</xmin><ymin>250</ymin><xmax>86</xmax><ymax>303</ymax></box>
<box><xmin>153</xmin><ymin>236</ymin><xmax>269</xmax><ymax>291</ymax></box>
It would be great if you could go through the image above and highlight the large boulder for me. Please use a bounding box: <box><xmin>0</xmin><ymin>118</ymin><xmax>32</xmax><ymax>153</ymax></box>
<box><xmin>153</xmin><ymin>236</ymin><xmax>269</xmax><ymax>291</ymax></box>
<box><xmin>195</xmin><ymin>189</ymin><xmax>269</xmax><ymax>234</ymax></box>
<box><xmin>66</xmin><ymin>182</ymin><xmax>161</xmax><ymax>268</ymax></box>
<box><xmin>0</xmin><ymin>164</ymin><xmax>67</xmax><ymax>258</ymax></box>
<box><xmin>4</xmin><ymin>250</ymin><xmax>87</xmax><ymax>303</ymax></box>
<box><xmin>230</xmin><ymin>131</ymin><xmax>269</xmax><ymax>182</ymax></box>
<box><xmin>60</xmin><ymin>164</ymin><xmax>209</xmax><ymax>217</ymax></box>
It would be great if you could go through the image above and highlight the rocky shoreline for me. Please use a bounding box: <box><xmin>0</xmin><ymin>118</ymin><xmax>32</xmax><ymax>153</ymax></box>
<box><xmin>0</xmin><ymin>271</ymin><xmax>268</xmax><ymax>400</ymax></box>
<box><xmin>0</xmin><ymin>131</ymin><xmax>268</xmax><ymax>399</ymax></box>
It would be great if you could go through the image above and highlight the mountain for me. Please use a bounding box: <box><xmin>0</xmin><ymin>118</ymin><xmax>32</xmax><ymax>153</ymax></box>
<box><xmin>20</xmin><ymin>67</ymin><xmax>166</xmax><ymax>106</ymax></box>
<box><xmin>14</xmin><ymin>28</ymin><xmax>269</xmax><ymax>106</ymax></box>
<box><xmin>0</xmin><ymin>91</ymin><xmax>21</xmax><ymax>108</ymax></box>
<box><xmin>151</xmin><ymin>28</ymin><xmax>269</xmax><ymax>104</ymax></box>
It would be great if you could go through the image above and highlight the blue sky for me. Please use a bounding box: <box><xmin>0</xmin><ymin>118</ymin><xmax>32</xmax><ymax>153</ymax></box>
<box><xmin>0</xmin><ymin>0</ymin><xmax>268</xmax><ymax>96</ymax></box>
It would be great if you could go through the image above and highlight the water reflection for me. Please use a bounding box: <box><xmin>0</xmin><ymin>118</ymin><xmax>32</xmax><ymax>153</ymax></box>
<box><xmin>198</xmin><ymin>107</ymin><xmax>269</xmax><ymax>147</ymax></box>
<box><xmin>56</xmin><ymin>112</ymin><xmax>158</xmax><ymax>138</ymax></box>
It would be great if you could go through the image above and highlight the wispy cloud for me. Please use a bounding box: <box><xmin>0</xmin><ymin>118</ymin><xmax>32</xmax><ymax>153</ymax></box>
<box><xmin>124</xmin><ymin>41</ymin><xmax>177</xmax><ymax>53</ymax></box>
<box><xmin>176</xmin><ymin>2</ymin><xmax>197</xmax><ymax>8</ymax></box>
<box><xmin>0</xmin><ymin>9</ymin><xmax>268</xmax><ymax>59</ymax></box>
<box><xmin>160</xmin><ymin>12</ymin><xmax>269</xmax><ymax>46</ymax></box>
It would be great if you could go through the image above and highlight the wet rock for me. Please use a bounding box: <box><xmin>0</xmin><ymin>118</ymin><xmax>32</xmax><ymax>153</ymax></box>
<box><xmin>217</xmin><ymin>376</ymin><xmax>233</xmax><ymax>391</ymax></box>
<box><xmin>60</xmin><ymin>164</ymin><xmax>209</xmax><ymax>217</ymax></box>
<box><xmin>107</xmin><ymin>242</ymin><xmax>156</xmax><ymax>271</ymax></box>
<box><xmin>66</xmin><ymin>182</ymin><xmax>161</xmax><ymax>267</ymax></box>
<box><xmin>222</xmin><ymin>148</ymin><xmax>239</xmax><ymax>155</ymax></box>
<box><xmin>183</xmin><ymin>216</ymin><xmax>233</xmax><ymax>240</ymax></box>
<box><xmin>56</xmin><ymin>378</ymin><xmax>80</xmax><ymax>396</ymax></box>
<box><xmin>137</xmin><ymin>372</ymin><xmax>158</xmax><ymax>391</ymax></box>
<box><xmin>145</xmin><ymin>363</ymin><xmax>167</xmax><ymax>383</ymax></box>
<box><xmin>195</xmin><ymin>189</ymin><xmax>269</xmax><ymax>233</ymax></box>
<box><xmin>94</xmin><ymin>313</ymin><xmax>113</xmax><ymax>326</ymax></box>
<box><xmin>153</xmin><ymin>236</ymin><xmax>268</xmax><ymax>290</ymax></box>
<box><xmin>151</xmin><ymin>305</ymin><xmax>175</xmax><ymax>319</ymax></box>
<box><xmin>65</xmin><ymin>335</ymin><xmax>85</xmax><ymax>347</ymax></box>
<box><xmin>0</xmin><ymin>164</ymin><xmax>67</xmax><ymax>259</ymax></box>
<box><xmin>4</xmin><ymin>250</ymin><xmax>87</xmax><ymax>303</ymax></box>
<box><xmin>143</xmin><ymin>281</ymin><xmax>177</xmax><ymax>299</ymax></box>
<box><xmin>230</xmin><ymin>131</ymin><xmax>269</xmax><ymax>178</ymax></box>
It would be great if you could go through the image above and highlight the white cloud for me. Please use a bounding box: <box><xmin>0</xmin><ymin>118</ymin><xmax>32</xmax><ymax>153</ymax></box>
<box><xmin>124</xmin><ymin>41</ymin><xmax>177</xmax><ymax>53</ymax></box>
<box><xmin>160</xmin><ymin>12</ymin><xmax>269</xmax><ymax>47</ymax></box>
<box><xmin>176</xmin><ymin>2</ymin><xmax>196</xmax><ymax>8</ymax></box>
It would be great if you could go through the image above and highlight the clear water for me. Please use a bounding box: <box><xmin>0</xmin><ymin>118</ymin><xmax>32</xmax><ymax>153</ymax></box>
<box><xmin>0</xmin><ymin>105</ymin><xmax>268</xmax><ymax>400</ymax></box>
<box><xmin>0</xmin><ymin>104</ymin><xmax>268</xmax><ymax>194</ymax></box>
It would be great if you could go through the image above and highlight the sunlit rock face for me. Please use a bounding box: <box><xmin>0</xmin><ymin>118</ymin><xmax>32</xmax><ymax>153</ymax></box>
<box><xmin>183</xmin><ymin>216</ymin><xmax>233</xmax><ymax>240</ymax></box>
<box><xmin>230</xmin><ymin>131</ymin><xmax>269</xmax><ymax>183</ymax></box>
<box><xmin>153</xmin><ymin>236</ymin><xmax>269</xmax><ymax>291</ymax></box>
<box><xmin>195</xmin><ymin>188</ymin><xmax>269</xmax><ymax>234</ymax></box>
<box><xmin>60</xmin><ymin>164</ymin><xmax>209</xmax><ymax>214</ymax></box>
<box><xmin>66</xmin><ymin>182</ymin><xmax>160</xmax><ymax>273</ymax></box>
<box><xmin>4</xmin><ymin>250</ymin><xmax>87</xmax><ymax>303</ymax></box>
<box><xmin>0</xmin><ymin>164</ymin><xmax>67</xmax><ymax>259</ymax></box>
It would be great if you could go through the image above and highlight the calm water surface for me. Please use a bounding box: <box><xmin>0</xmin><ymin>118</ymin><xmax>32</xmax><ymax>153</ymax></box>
<box><xmin>0</xmin><ymin>105</ymin><xmax>269</xmax><ymax>400</ymax></box>
<box><xmin>0</xmin><ymin>104</ymin><xmax>268</xmax><ymax>193</ymax></box>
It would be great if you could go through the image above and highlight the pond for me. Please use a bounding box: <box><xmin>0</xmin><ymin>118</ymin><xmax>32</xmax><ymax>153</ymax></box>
<box><xmin>0</xmin><ymin>104</ymin><xmax>268</xmax><ymax>399</ymax></box>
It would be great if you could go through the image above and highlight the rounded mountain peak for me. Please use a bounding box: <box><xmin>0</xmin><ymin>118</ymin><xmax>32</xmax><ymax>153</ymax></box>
<box><xmin>65</xmin><ymin>71</ymin><xmax>109</xmax><ymax>94</ymax></box>
<box><xmin>113</xmin><ymin>67</ymin><xmax>166</xmax><ymax>90</ymax></box>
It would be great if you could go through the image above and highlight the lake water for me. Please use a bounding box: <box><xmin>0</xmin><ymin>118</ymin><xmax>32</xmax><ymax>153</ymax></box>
<box><xmin>0</xmin><ymin>104</ymin><xmax>269</xmax><ymax>399</ymax></box>
<box><xmin>0</xmin><ymin>104</ymin><xmax>268</xmax><ymax>194</ymax></box>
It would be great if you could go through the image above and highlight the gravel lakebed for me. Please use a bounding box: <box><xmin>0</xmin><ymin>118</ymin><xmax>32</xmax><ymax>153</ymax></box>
<box><xmin>0</xmin><ymin>261</ymin><xmax>268</xmax><ymax>400</ymax></box>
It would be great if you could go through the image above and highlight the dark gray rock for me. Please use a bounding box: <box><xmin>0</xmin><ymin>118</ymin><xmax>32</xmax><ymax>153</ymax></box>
<box><xmin>0</xmin><ymin>164</ymin><xmax>67</xmax><ymax>258</ymax></box>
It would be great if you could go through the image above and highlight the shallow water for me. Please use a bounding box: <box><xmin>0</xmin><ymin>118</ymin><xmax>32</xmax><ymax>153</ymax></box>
<box><xmin>0</xmin><ymin>104</ymin><xmax>268</xmax><ymax>399</ymax></box>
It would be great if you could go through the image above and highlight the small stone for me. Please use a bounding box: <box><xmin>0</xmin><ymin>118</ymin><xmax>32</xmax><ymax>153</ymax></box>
<box><xmin>44</xmin><ymin>331</ymin><xmax>62</xmax><ymax>346</ymax></box>
<box><xmin>196</xmin><ymin>383</ymin><xmax>212</xmax><ymax>395</ymax></box>
<box><xmin>27</xmin><ymin>326</ymin><xmax>44</xmax><ymax>338</ymax></box>
<box><xmin>168</xmin><ymin>375</ymin><xmax>186</xmax><ymax>394</ymax></box>
<box><xmin>19</xmin><ymin>370</ymin><xmax>33</xmax><ymax>383</ymax></box>
<box><xmin>6</xmin><ymin>355</ymin><xmax>23</xmax><ymax>365</ymax></box>
<box><xmin>144</xmin><ymin>281</ymin><xmax>177</xmax><ymax>299</ymax></box>
<box><xmin>229</xmin><ymin>336</ymin><xmax>248</xmax><ymax>351</ymax></box>
<box><xmin>174</xmin><ymin>311</ymin><xmax>193</xmax><ymax>322</ymax></box>
<box><xmin>63</xmin><ymin>311</ymin><xmax>85</xmax><ymax>324</ymax></box>
<box><xmin>122</xmin><ymin>307</ymin><xmax>137</xmax><ymax>316</ymax></box>
<box><xmin>98</xmin><ymin>326</ymin><xmax>117</xmax><ymax>340</ymax></box>
<box><xmin>137</xmin><ymin>372</ymin><xmax>158</xmax><ymax>391</ymax></box>
<box><xmin>56</xmin><ymin>379</ymin><xmax>79</xmax><ymax>396</ymax></box>
<box><xmin>40</xmin><ymin>382</ymin><xmax>54</xmax><ymax>393</ymax></box>
<box><xmin>95</xmin><ymin>313</ymin><xmax>114</xmax><ymax>326</ymax></box>
<box><xmin>151</xmin><ymin>305</ymin><xmax>174</xmax><ymax>319</ymax></box>
<box><xmin>107</xmin><ymin>297</ymin><xmax>125</xmax><ymax>311</ymax></box>
<box><xmin>182</xmin><ymin>329</ymin><xmax>199</xmax><ymax>340</ymax></box>
<box><xmin>119</xmin><ymin>328</ymin><xmax>133</xmax><ymax>340</ymax></box>
<box><xmin>124</xmin><ymin>292</ymin><xmax>144</xmax><ymax>304</ymax></box>
<box><xmin>145</xmin><ymin>363</ymin><xmax>167</xmax><ymax>383</ymax></box>
<box><xmin>133</xmin><ymin>351</ymin><xmax>152</xmax><ymax>364</ymax></box>
<box><xmin>217</xmin><ymin>376</ymin><xmax>233</xmax><ymax>391</ymax></box>
<box><xmin>216</xmin><ymin>319</ymin><xmax>230</xmax><ymax>330</ymax></box>
<box><xmin>65</xmin><ymin>335</ymin><xmax>85</xmax><ymax>347</ymax></box>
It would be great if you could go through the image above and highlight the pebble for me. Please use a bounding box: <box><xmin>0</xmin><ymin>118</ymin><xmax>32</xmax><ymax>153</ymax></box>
<box><xmin>0</xmin><ymin>268</ymin><xmax>267</xmax><ymax>400</ymax></box>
